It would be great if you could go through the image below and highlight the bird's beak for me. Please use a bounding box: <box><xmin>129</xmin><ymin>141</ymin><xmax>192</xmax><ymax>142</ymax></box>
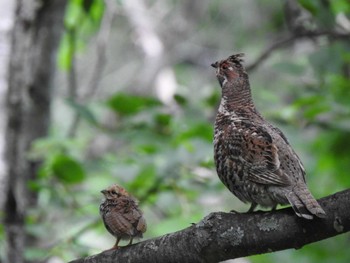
<box><xmin>211</xmin><ymin>62</ymin><xmax>218</xmax><ymax>68</ymax></box>
<box><xmin>101</xmin><ymin>190</ymin><xmax>107</xmax><ymax>195</ymax></box>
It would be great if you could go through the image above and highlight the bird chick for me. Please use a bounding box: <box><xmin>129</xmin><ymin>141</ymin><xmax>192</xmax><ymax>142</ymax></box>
<box><xmin>100</xmin><ymin>184</ymin><xmax>147</xmax><ymax>249</ymax></box>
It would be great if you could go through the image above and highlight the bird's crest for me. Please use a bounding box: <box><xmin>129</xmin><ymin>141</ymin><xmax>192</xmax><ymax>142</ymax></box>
<box><xmin>227</xmin><ymin>53</ymin><xmax>245</xmax><ymax>66</ymax></box>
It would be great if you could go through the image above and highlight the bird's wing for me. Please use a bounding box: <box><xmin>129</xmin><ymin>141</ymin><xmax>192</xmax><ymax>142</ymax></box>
<box><xmin>103</xmin><ymin>207</ymin><xmax>134</xmax><ymax>236</ymax></box>
<box><xmin>269</xmin><ymin>125</ymin><xmax>306</xmax><ymax>182</ymax></box>
<box><xmin>229</xmin><ymin>123</ymin><xmax>291</xmax><ymax>186</ymax></box>
<box><xmin>119</xmin><ymin>199</ymin><xmax>146</xmax><ymax>234</ymax></box>
<box><xmin>136</xmin><ymin>215</ymin><xmax>147</xmax><ymax>233</ymax></box>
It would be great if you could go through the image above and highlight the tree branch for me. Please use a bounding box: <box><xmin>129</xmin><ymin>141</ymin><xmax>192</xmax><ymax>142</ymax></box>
<box><xmin>246</xmin><ymin>31</ymin><xmax>350</xmax><ymax>72</ymax></box>
<box><xmin>66</xmin><ymin>0</ymin><xmax>117</xmax><ymax>137</ymax></box>
<box><xmin>69</xmin><ymin>189</ymin><xmax>350</xmax><ymax>263</ymax></box>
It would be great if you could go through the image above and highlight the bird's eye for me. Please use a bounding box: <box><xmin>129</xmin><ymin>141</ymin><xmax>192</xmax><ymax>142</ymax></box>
<box><xmin>111</xmin><ymin>190</ymin><xmax>117</xmax><ymax>195</ymax></box>
<box><xmin>222</xmin><ymin>64</ymin><xmax>228</xmax><ymax>70</ymax></box>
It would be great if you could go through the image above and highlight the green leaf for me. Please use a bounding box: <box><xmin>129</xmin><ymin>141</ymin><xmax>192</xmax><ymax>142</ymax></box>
<box><xmin>327</xmin><ymin>75</ymin><xmax>350</xmax><ymax>106</ymax></box>
<box><xmin>51</xmin><ymin>154</ymin><xmax>85</xmax><ymax>184</ymax></box>
<box><xmin>106</xmin><ymin>93</ymin><xmax>161</xmax><ymax>116</ymax></box>
<box><xmin>330</xmin><ymin>0</ymin><xmax>350</xmax><ymax>14</ymax></box>
<box><xmin>57</xmin><ymin>34</ymin><xmax>73</xmax><ymax>70</ymax></box>
<box><xmin>176</xmin><ymin>122</ymin><xmax>213</xmax><ymax>143</ymax></box>
<box><xmin>65</xmin><ymin>99</ymin><xmax>98</xmax><ymax>126</ymax></box>
<box><xmin>64</xmin><ymin>0</ymin><xmax>84</xmax><ymax>29</ymax></box>
<box><xmin>136</xmin><ymin>144</ymin><xmax>158</xmax><ymax>154</ymax></box>
<box><xmin>204</xmin><ymin>90</ymin><xmax>220</xmax><ymax>107</ymax></box>
<box><xmin>154</xmin><ymin>113</ymin><xmax>172</xmax><ymax>135</ymax></box>
<box><xmin>303</xmin><ymin>103</ymin><xmax>330</xmax><ymax>120</ymax></box>
<box><xmin>89</xmin><ymin>0</ymin><xmax>104</xmax><ymax>22</ymax></box>
<box><xmin>173</xmin><ymin>94</ymin><xmax>187</xmax><ymax>105</ymax></box>
<box><xmin>128</xmin><ymin>165</ymin><xmax>157</xmax><ymax>197</ymax></box>
<box><xmin>292</xmin><ymin>95</ymin><xmax>330</xmax><ymax>120</ymax></box>
<box><xmin>155</xmin><ymin>113</ymin><xmax>171</xmax><ymax>127</ymax></box>
<box><xmin>82</xmin><ymin>0</ymin><xmax>94</xmax><ymax>13</ymax></box>
<box><xmin>24</xmin><ymin>248</ymin><xmax>47</xmax><ymax>261</ymax></box>
<box><xmin>298</xmin><ymin>0</ymin><xmax>319</xmax><ymax>15</ymax></box>
<box><xmin>293</xmin><ymin>95</ymin><xmax>324</xmax><ymax>107</ymax></box>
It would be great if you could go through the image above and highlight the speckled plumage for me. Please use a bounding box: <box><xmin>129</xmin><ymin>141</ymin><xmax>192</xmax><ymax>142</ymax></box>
<box><xmin>100</xmin><ymin>184</ymin><xmax>147</xmax><ymax>249</ymax></box>
<box><xmin>212</xmin><ymin>53</ymin><xmax>325</xmax><ymax>219</ymax></box>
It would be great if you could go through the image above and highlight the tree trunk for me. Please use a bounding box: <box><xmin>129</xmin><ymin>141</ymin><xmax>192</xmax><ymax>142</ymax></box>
<box><xmin>69</xmin><ymin>189</ymin><xmax>350</xmax><ymax>263</ymax></box>
<box><xmin>0</xmin><ymin>0</ymin><xmax>15</xmax><ymax>212</ymax></box>
<box><xmin>4</xmin><ymin>1</ymin><xmax>67</xmax><ymax>263</ymax></box>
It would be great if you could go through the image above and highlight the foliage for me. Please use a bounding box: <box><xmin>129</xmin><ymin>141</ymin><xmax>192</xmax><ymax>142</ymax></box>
<box><xmin>11</xmin><ymin>0</ymin><xmax>350</xmax><ymax>262</ymax></box>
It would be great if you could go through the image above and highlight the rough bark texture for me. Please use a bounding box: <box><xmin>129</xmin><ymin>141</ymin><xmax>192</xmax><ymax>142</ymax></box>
<box><xmin>0</xmin><ymin>0</ymin><xmax>15</xmax><ymax>211</ymax></box>
<box><xmin>70</xmin><ymin>189</ymin><xmax>350</xmax><ymax>263</ymax></box>
<box><xmin>4</xmin><ymin>1</ymin><xmax>67</xmax><ymax>263</ymax></box>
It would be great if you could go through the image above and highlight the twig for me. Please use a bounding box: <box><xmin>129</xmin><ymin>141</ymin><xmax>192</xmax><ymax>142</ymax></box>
<box><xmin>83</xmin><ymin>0</ymin><xmax>117</xmax><ymax>100</ymax></box>
<box><xmin>246</xmin><ymin>35</ymin><xmax>298</xmax><ymax>71</ymax></box>
<box><xmin>246</xmin><ymin>31</ymin><xmax>350</xmax><ymax>72</ymax></box>
<box><xmin>66</xmin><ymin>0</ymin><xmax>117</xmax><ymax>137</ymax></box>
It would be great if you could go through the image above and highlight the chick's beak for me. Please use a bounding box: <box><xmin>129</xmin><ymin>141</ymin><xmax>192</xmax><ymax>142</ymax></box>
<box><xmin>101</xmin><ymin>190</ymin><xmax>107</xmax><ymax>195</ymax></box>
<box><xmin>211</xmin><ymin>62</ymin><xmax>218</xmax><ymax>68</ymax></box>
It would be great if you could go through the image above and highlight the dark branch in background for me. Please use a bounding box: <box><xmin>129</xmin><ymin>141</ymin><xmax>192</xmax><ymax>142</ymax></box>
<box><xmin>246</xmin><ymin>35</ymin><xmax>297</xmax><ymax>72</ymax></box>
<box><xmin>247</xmin><ymin>0</ymin><xmax>350</xmax><ymax>72</ymax></box>
<box><xmin>246</xmin><ymin>31</ymin><xmax>350</xmax><ymax>72</ymax></box>
<box><xmin>178</xmin><ymin>1</ymin><xmax>350</xmax><ymax>70</ymax></box>
<box><xmin>69</xmin><ymin>189</ymin><xmax>350</xmax><ymax>263</ymax></box>
<box><xmin>83</xmin><ymin>0</ymin><xmax>116</xmax><ymax>100</ymax></box>
<box><xmin>67</xmin><ymin>27</ymin><xmax>78</xmax><ymax>102</ymax></box>
<box><xmin>67</xmin><ymin>0</ymin><xmax>117</xmax><ymax>137</ymax></box>
<box><xmin>179</xmin><ymin>30</ymin><xmax>349</xmax><ymax>74</ymax></box>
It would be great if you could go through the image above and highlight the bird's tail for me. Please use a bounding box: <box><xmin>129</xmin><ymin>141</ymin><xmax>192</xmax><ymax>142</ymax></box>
<box><xmin>286</xmin><ymin>186</ymin><xmax>326</xmax><ymax>220</ymax></box>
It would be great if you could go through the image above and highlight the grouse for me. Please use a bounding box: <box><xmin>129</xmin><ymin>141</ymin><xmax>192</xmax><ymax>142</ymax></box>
<box><xmin>212</xmin><ymin>53</ymin><xmax>326</xmax><ymax>219</ymax></box>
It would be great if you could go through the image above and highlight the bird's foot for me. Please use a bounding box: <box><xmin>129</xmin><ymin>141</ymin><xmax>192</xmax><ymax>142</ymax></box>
<box><xmin>247</xmin><ymin>203</ymin><xmax>258</xmax><ymax>213</ymax></box>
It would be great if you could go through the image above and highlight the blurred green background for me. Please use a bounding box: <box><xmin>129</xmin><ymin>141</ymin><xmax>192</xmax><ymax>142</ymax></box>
<box><xmin>2</xmin><ymin>0</ymin><xmax>350</xmax><ymax>262</ymax></box>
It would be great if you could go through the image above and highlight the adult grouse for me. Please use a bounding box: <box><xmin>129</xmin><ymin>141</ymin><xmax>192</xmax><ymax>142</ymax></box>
<box><xmin>212</xmin><ymin>53</ymin><xmax>325</xmax><ymax>219</ymax></box>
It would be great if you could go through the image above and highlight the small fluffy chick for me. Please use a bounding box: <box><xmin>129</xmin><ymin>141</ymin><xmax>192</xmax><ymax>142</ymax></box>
<box><xmin>100</xmin><ymin>184</ymin><xmax>147</xmax><ymax>249</ymax></box>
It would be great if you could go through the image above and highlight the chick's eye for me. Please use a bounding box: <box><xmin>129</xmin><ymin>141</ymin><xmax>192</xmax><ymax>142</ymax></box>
<box><xmin>111</xmin><ymin>191</ymin><xmax>117</xmax><ymax>195</ymax></box>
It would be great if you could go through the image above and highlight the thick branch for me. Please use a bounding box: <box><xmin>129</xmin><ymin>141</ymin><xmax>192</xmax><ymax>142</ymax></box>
<box><xmin>69</xmin><ymin>189</ymin><xmax>350</xmax><ymax>263</ymax></box>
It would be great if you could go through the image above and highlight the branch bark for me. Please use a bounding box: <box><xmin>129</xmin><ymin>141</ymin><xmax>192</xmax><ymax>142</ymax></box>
<box><xmin>69</xmin><ymin>189</ymin><xmax>350</xmax><ymax>263</ymax></box>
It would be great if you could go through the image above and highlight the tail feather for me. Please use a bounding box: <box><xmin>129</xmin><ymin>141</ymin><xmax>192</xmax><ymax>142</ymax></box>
<box><xmin>286</xmin><ymin>191</ymin><xmax>313</xmax><ymax>219</ymax></box>
<box><xmin>286</xmin><ymin>187</ymin><xmax>326</xmax><ymax>220</ymax></box>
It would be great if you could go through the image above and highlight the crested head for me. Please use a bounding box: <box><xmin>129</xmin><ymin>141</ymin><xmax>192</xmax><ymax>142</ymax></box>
<box><xmin>212</xmin><ymin>53</ymin><xmax>254</xmax><ymax>109</ymax></box>
<box><xmin>101</xmin><ymin>184</ymin><xmax>130</xmax><ymax>200</ymax></box>
<box><xmin>211</xmin><ymin>53</ymin><xmax>247</xmax><ymax>87</ymax></box>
